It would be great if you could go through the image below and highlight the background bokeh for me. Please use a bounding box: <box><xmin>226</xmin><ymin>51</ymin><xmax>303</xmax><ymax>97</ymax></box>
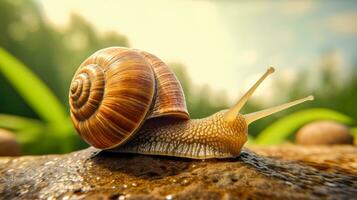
<box><xmin>0</xmin><ymin>0</ymin><xmax>356</xmax><ymax>154</ymax></box>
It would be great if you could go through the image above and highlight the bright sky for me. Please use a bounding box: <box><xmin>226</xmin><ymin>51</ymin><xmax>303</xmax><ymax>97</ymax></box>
<box><xmin>36</xmin><ymin>0</ymin><xmax>357</xmax><ymax>104</ymax></box>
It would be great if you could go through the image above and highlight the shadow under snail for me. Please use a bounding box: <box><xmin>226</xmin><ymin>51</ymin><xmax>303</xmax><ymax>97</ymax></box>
<box><xmin>69</xmin><ymin>47</ymin><xmax>313</xmax><ymax>159</ymax></box>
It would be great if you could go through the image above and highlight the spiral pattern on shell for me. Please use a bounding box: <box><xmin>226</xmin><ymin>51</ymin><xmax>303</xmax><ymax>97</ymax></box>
<box><xmin>69</xmin><ymin>47</ymin><xmax>189</xmax><ymax>149</ymax></box>
<box><xmin>70</xmin><ymin>64</ymin><xmax>105</xmax><ymax>121</ymax></box>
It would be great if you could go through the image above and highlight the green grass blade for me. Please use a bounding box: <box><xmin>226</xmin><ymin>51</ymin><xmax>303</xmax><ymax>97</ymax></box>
<box><xmin>352</xmin><ymin>127</ymin><xmax>357</xmax><ymax>145</ymax></box>
<box><xmin>246</xmin><ymin>135</ymin><xmax>255</xmax><ymax>146</ymax></box>
<box><xmin>0</xmin><ymin>114</ymin><xmax>43</xmax><ymax>131</ymax></box>
<box><xmin>0</xmin><ymin>48</ymin><xmax>67</xmax><ymax>123</ymax></box>
<box><xmin>255</xmin><ymin>108</ymin><xmax>354</xmax><ymax>145</ymax></box>
<box><xmin>352</xmin><ymin>127</ymin><xmax>357</xmax><ymax>137</ymax></box>
<box><xmin>0</xmin><ymin>114</ymin><xmax>45</xmax><ymax>143</ymax></box>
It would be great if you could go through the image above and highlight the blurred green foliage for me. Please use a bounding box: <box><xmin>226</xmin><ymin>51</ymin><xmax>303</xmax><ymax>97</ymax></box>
<box><xmin>0</xmin><ymin>0</ymin><xmax>356</xmax><ymax>154</ymax></box>
<box><xmin>255</xmin><ymin>108</ymin><xmax>354</xmax><ymax>145</ymax></box>
<box><xmin>0</xmin><ymin>0</ymin><xmax>129</xmax><ymax>116</ymax></box>
<box><xmin>244</xmin><ymin>51</ymin><xmax>357</xmax><ymax>139</ymax></box>
<box><xmin>0</xmin><ymin>48</ymin><xmax>74</xmax><ymax>154</ymax></box>
<box><xmin>0</xmin><ymin>0</ymin><xmax>128</xmax><ymax>154</ymax></box>
<box><xmin>0</xmin><ymin>48</ymin><xmax>66</xmax><ymax>123</ymax></box>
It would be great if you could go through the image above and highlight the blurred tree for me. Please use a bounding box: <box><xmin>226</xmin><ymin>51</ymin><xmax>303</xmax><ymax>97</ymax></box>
<box><xmin>318</xmin><ymin>50</ymin><xmax>342</xmax><ymax>96</ymax></box>
<box><xmin>239</xmin><ymin>50</ymin><xmax>357</xmax><ymax>137</ymax></box>
<box><xmin>0</xmin><ymin>0</ymin><xmax>128</xmax><ymax>118</ymax></box>
<box><xmin>170</xmin><ymin>63</ymin><xmax>229</xmax><ymax>119</ymax></box>
<box><xmin>315</xmin><ymin>65</ymin><xmax>357</xmax><ymax>121</ymax></box>
<box><xmin>252</xmin><ymin>50</ymin><xmax>357</xmax><ymax>138</ymax></box>
<box><xmin>0</xmin><ymin>0</ymin><xmax>60</xmax><ymax>117</ymax></box>
<box><xmin>57</xmin><ymin>14</ymin><xmax>129</xmax><ymax>106</ymax></box>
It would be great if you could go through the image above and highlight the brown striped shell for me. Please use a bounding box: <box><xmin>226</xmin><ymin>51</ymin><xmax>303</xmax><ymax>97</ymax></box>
<box><xmin>69</xmin><ymin>47</ymin><xmax>189</xmax><ymax>149</ymax></box>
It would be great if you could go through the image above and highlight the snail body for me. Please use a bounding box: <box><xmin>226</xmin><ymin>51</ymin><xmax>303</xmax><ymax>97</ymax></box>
<box><xmin>115</xmin><ymin>111</ymin><xmax>247</xmax><ymax>159</ymax></box>
<box><xmin>69</xmin><ymin>47</ymin><xmax>313</xmax><ymax>159</ymax></box>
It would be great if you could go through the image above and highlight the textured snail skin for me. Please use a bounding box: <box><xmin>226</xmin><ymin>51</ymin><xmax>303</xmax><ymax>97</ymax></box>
<box><xmin>114</xmin><ymin>111</ymin><xmax>248</xmax><ymax>159</ymax></box>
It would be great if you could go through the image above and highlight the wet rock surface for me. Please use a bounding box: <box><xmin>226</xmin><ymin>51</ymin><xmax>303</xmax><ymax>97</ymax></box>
<box><xmin>1</xmin><ymin>145</ymin><xmax>357</xmax><ymax>200</ymax></box>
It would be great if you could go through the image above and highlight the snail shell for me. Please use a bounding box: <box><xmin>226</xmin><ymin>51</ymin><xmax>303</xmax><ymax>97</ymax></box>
<box><xmin>69</xmin><ymin>47</ymin><xmax>189</xmax><ymax>149</ymax></box>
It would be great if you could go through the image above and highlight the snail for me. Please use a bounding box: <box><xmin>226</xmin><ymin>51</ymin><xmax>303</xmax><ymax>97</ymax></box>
<box><xmin>69</xmin><ymin>47</ymin><xmax>313</xmax><ymax>159</ymax></box>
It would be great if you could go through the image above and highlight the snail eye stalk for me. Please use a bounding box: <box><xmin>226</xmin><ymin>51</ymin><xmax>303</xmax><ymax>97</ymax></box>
<box><xmin>224</xmin><ymin>67</ymin><xmax>313</xmax><ymax>125</ymax></box>
<box><xmin>244</xmin><ymin>95</ymin><xmax>314</xmax><ymax>125</ymax></box>
<box><xmin>224</xmin><ymin>67</ymin><xmax>275</xmax><ymax>122</ymax></box>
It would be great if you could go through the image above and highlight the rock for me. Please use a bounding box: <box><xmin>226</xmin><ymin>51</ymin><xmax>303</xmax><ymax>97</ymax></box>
<box><xmin>1</xmin><ymin>145</ymin><xmax>357</xmax><ymax>200</ymax></box>
<box><xmin>295</xmin><ymin>121</ymin><xmax>354</xmax><ymax>145</ymax></box>
<box><xmin>0</xmin><ymin>129</ymin><xmax>21</xmax><ymax>157</ymax></box>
